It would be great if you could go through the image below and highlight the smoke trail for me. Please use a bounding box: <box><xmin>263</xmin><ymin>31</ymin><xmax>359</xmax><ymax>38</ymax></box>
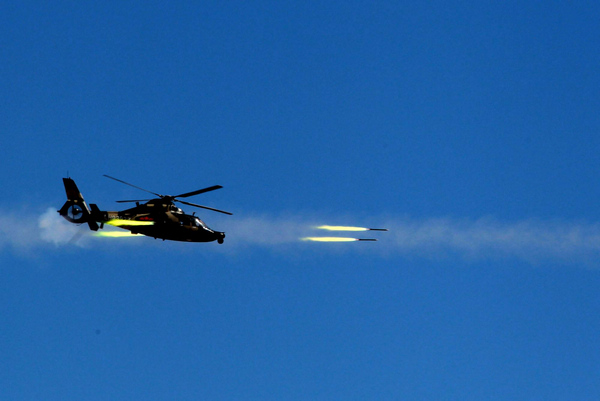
<box><xmin>3</xmin><ymin>207</ymin><xmax>600</xmax><ymax>265</ymax></box>
<box><xmin>387</xmin><ymin>217</ymin><xmax>600</xmax><ymax>264</ymax></box>
<box><xmin>0</xmin><ymin>213</ymin><xmax>40</xmax><ymax>251</ymax></box>
<box><xmin>213</xmin><ymin>215</ymin><xmax>600</xmax><ymax>264</ymax></box>
<box><xmin>39</xmin><ymin>207</ymin><xmax>83</xmax><ymax>246</ymax></box>
<box><xmin>0</xmin><ymin>207</ymin><xmax>81</xmax><ymax>252</ymax></box>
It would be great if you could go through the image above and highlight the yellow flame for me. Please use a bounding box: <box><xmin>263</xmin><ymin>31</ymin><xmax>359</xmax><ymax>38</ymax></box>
<box><xmin>317</xmin><ymin>225</ymin><xmax>369</xmax><ymax>232</ymax></box>
<box><xmin>95</xmin><ymin>231</ymin><xmax>143</xmax><ymax>238</ymax></box>
<box><xmin>301</xmin><ymin>237</ymin><xmax>358</xmax><ymax>242</ymax></box>
<box><xmin>106</xmin><ymin>219</ymin><xmax>154</xmax><ymax>227</ymax></box>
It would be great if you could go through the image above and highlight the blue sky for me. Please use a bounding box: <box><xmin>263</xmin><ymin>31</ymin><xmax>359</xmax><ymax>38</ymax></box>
<box><xmin>2</xmin><ymin>1</ymin><xmax>600</xmax><ymax>399</ymax></box>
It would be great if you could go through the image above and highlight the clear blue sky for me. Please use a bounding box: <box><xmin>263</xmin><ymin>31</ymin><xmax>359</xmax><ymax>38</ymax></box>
<box><xmin>2</xmin><ymin>1</ymin><xmax>600</xmax><ymax>399</ymax></box>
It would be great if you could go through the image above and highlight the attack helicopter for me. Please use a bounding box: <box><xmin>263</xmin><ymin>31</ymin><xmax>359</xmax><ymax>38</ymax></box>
<box><xmin>58</xmin><ymin>175</ymin><xmax>231</xmax><ymax>243</ymax></box>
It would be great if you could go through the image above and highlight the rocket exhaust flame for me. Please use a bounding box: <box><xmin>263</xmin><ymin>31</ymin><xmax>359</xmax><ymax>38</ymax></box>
<box><xmin>94</xmin><ymin>231</ymin><xmax>143</xmax><ymax>238</ymax></box>
<box><xmin>317</xmin><ymin>225</ymin><xmax>368</xmax><ymax>232</ymax></box>
<box><xmin>105</xmin><ymin>219</ymin><xmax>154</xmax><ymax>227</ymax></box>
<box><xmin>301</xmin><ymin>224</ymin><xmax>387</xmax><ymax>242</ymax></box>
<box><xmin>301</xmin><ymin>237</ymin><xmax>377</xmax><ymax>242</ymax></box>
<box><xmin>317</xmin><ymin>225</ymin><xmax>388</xmax><ymax>232</ymax></box>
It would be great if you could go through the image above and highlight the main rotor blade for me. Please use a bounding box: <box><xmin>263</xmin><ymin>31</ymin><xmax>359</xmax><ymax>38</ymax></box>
<box><xmin>115</xmin><ymin>199</ymin><xmax>151</xmax><ymax>203</ymax></box>
<box><xmin>177</xmin><ymin>200</ymin><xmax>233</xmax><ymax>215</ymax></box>
<box><xmin>176</xmin><ymin>185</ymin><xmax>223</xmax><ymax>198</ymax></box>
<box><xmin>103</xmin><ymin>175</ymin><xmax>162</xmax><ymax>197</ymax></box>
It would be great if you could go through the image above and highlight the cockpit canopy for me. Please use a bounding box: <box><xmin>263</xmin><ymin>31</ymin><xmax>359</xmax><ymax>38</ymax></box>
<box><xmin>178</xmin><ymin>214</ymin><xmax>208</xmax><ymax>228</ymax></box>
<box><xmin>193</xmin><ymin>217</ymin><xmax>207</xmax><ymax>228</ymax></box>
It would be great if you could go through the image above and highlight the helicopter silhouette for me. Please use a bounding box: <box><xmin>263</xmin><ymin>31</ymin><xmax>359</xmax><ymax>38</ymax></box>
<box><xmin>58</xmin><ymin>175</ymin><xmax>231</xmax><ymax>243</ymax></box>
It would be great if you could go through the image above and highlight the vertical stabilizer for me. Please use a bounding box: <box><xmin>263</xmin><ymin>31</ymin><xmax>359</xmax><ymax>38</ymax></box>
<box><xmin>58</xmin><ymin>178</ymin><xmax>99</xmax><ymax>231</ymax></box>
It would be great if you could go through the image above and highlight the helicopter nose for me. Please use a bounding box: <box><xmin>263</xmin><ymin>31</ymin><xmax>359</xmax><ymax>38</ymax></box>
<box><xmin>216</xmin><ymin>231</ymin><xmax>225</xmax><ymax>244</ymax></box>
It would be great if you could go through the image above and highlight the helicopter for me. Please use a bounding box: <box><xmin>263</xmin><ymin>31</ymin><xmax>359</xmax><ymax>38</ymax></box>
<box><xmin>58</xmin><ymin>175</ymin><xmax>231</xmax><ymax>243</ymax></box>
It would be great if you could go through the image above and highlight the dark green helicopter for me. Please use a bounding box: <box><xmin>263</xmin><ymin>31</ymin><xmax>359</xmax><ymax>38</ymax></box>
<box><xmin>58</xmin><ymin>175</ymin><xmax>231</xmax><ymax>243</ymax></box>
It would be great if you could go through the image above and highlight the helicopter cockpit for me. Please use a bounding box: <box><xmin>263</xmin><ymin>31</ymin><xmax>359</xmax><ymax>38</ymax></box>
<box><xmin>193</xmin><ymin>217</ymin><xmax>208</xmax><ymax>228</ymax></box>
<box><xmin>177</xmin><ymin>214</ymin><xmax>209</xmax><ymax>228</ymax></box>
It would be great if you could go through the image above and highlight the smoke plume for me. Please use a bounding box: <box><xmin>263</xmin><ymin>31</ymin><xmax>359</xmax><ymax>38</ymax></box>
<box><xmin>213</xmin><ymin>214</ymin><xmax>600</xmax><ymax>265</ymax></box>
<box><xmin>2</xmin><ymin>207</ymin><xmax>600</xmax><ymax>265</ymax></box>
<box><xmin>39</xmin><ymin>207</ymin><xmax>82</xmax><ymax>246</ymax></box>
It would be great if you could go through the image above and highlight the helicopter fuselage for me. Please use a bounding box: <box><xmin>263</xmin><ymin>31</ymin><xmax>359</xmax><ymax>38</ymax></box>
<box><xmin>100</xmin><ymin>200</ymin><xmax>225</xmax><ymax>243</ymax></box>
<box><xmin>58</xmin><ymin>177</ymin><xmax>227</xmax><ymax>244</ymax></box>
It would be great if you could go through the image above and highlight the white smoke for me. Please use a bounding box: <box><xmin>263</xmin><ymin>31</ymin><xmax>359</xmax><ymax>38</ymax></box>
<box><xmin>0</xmin><ymin>212</ymin><xmax>40</xmax><ymax>251</ymax></box>
<box><xmin>0</xmin><ymin>207</ymin><xmax>86</xmax><ymax>253</ymax></box>
<box><xmin>214</xmin><ymin>215</ymin><xmax>314</xmax><ymax>246</ymax></box>
<box><xmin>386</xmin><ymin>217</ymin><xmax>600</xmax><ymax>264</ymax></box>
<box><xmin>214</xmin><ymin>214</ymin><xmax>600</xmax><ymax>265</ymax></box>
<box><xmin>38</xmin><ymin>207</ymin><xmax>84</xmax><ymax>246</ymax></box>
<box><xmin>2</xmin><ymin>207</ymin><xmax>600</xmax><ymax>265</ymax></box>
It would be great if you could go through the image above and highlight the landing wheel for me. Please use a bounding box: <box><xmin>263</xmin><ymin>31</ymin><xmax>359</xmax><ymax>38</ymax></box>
<box><xmin>218</xmin><ymin>238</ymin><xmax>224</xmax><ymax>244</ymax></box>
